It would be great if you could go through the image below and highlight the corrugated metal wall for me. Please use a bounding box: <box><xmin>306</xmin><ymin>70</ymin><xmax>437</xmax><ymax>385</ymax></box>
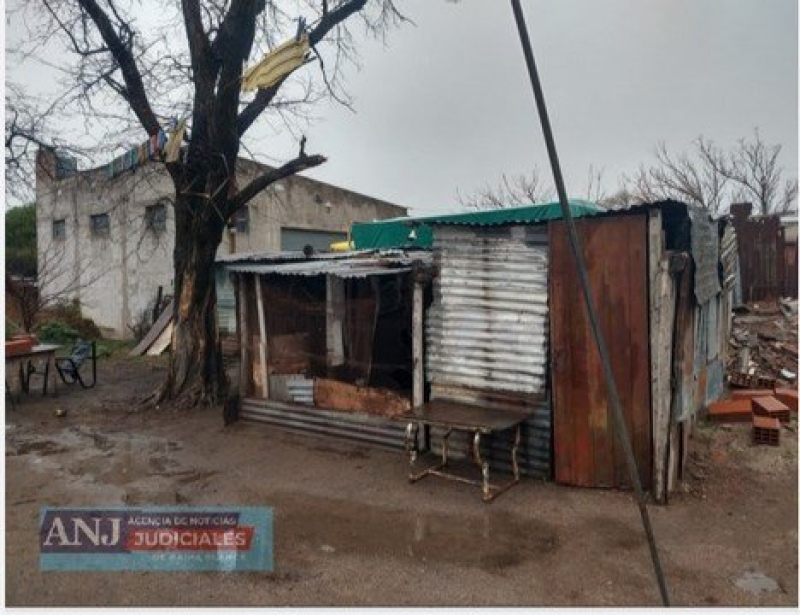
<box><xmin>425</xmin><ymin>224</ymin><xmax>552</xmax><ymax>479</ymax></box>
<box><xmin>240</xmin><ymin>396</ymin><xmax>553</xmax><ymax>479</ymax></box>
<box><xmin>426</xmin><ymin>225</ymin><xmax>549</xmax><ymax>395</ymax></box>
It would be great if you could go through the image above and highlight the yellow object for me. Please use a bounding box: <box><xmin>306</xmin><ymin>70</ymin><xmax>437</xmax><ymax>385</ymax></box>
<box><xmin>330</xmin><ymin>240</ymin><xmax>354</xmax><ymax>252</ymax></box>
<box><xmin>164</xmin><ymin>118</ymin><xmax>187</xmax><ymax>164</ymax></box>
<box><xmin>242</xmin><ymin>34</ymin><xmax>310</xmax><ymax>92</ymax></box>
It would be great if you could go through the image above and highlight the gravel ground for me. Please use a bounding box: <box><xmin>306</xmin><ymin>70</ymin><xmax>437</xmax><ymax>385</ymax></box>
<box><xmin>5</xmin><ymin>356</ymin><xmax>798</xmax><ymax>607</ymax></box>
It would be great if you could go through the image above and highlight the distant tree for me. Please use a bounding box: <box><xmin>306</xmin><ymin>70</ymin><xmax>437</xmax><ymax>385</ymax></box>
<box><xmin>5</xmin><ymin>204</ymin><xmax>37</xmax><ymax>278</ymax></box>
<box><xmin>623</xmin><ymin>130</ymin><xmax>797</xmax><ymax>215</ymax></box>
<box><xmin>457</xmin><ymin>164</ymin><xmax>606</xmax><ymax>209</ymax></box>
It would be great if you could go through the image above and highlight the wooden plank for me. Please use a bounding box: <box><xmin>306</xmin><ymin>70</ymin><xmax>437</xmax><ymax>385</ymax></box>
<box><xmin>651</xmin><ymin>256</ymin><xmax>676</xmax><ymax>503</ymax></box>
<box><xmin>237</xmin><ymin>274</ymin><xmax>250</xmax><ymax>399</ymax></box>
<box><xmin>145</xmin><ymin>321</ymin><xmax>173</xmax><ymax>356</ymax></box>
<box><xmin>254</xmin><ymin>275</ymin><xmax>269</xmax><ymax>399</ymax></box>
<box><xmin>313</xmin><ymin>378</ymin><xmax>410</xmax><ymax>418</ymax></box>
<box><xmin>412</xmin><ymin>281</ymin><xmax>424</xmax><ymax>409</ymax></box>
<box><xmin>550</xmin><ymin>215</ymin><xmax>651</xmax><ymax>489</ymax></box>
<box><xmin>129</xmin><ymin>298</ymin><xmax>174</xmax><ymax>356</ymax></box>
<box><xmin>326</xmin><ymin>275</ymin><xmax>345</xmax><ymax>367</ymax></box>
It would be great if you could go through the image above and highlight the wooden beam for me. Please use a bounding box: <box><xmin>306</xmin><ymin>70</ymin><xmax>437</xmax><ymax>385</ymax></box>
<box><xmin>237</xmin><ymin>274</ymin><xmax>250</xmax><ymax>398</ymax></box>
<box><xmin>326</xmin><ymin>275</ymin><xmax>345</xmax><ymax>368</ymax></box>
<box><xmin>254</xmin><ymin>274</ymin><xmax>269</xmax><ymax>399</ymax></box>
<box><xmin>412</xmin><ymin>280</ymin><xmax>424</xmax><ymax>409</ymax></box>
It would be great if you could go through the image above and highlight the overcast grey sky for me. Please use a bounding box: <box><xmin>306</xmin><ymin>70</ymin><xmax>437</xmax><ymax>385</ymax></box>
<box><xmin>7</xmin><ymin>0</ymin><xmax>798</xmax><ymax>215</ymax></box>
<box><xmin>274</xmin><ymin>0</ymin><xmax>799</xmax><ymax>215</ymax></box>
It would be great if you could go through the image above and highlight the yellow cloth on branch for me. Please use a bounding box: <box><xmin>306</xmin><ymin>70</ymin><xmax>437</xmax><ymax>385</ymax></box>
<box><xmin>164</xmin><ymin>118</ymin><xmax>188</xmax><ymax>164</ymax></box>
<box><xmin>241</xmin><ymin>34</ymin><xmax>310</xmax><ymax>92</ymax></box>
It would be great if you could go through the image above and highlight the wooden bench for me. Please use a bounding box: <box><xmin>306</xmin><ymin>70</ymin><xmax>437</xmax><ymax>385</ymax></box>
<box><xmin>397</xmin><ymin>399</ymin><xmax>534</xmax><ymax>502</ymax></box>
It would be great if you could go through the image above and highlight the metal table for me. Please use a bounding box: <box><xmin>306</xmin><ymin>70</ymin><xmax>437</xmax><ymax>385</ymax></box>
<box><xmin>398</xmin><ymin>400</ymin><xmax>534</xmax><ymax>502</ymax></box>
<box><xmin>5</xmin><ymin>343</ymin><xmax>61</xmax><ymax>401</ymax></box>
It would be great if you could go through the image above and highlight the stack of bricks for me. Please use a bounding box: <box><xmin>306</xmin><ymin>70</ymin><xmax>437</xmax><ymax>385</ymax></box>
<box><xmin>752</xmin><ymin>396</ymin><xmax>791</xmax><ymax>424</ymax></box>
<box><xmin>706</xmin><ymin>387</ymin><xmax>798</xmax><ymax>447</ymax></box>
<box><xmin>752</xmin><ymin>416</ymin><xmax>781</xmax><ymax>446</ymax></box>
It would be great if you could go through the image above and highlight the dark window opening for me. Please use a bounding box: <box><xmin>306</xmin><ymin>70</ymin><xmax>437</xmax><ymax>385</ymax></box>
<box><xmin>145</xmin><ymin>203</ymin><xmax>167</xmax><ymax>232</ymax></box>
<box><xmin>233</xmin><ymin>207</ymin><xmax>249</xmax><ymax>234</ymax></box>
<box><xmin>52</xmin><ymin>219</ymin><xmax>66</xmax><ymax>240</ymax></box>
<box><xmin>90</xmin><ymin>213</ymin><xmax>110</xmax><ymax>235</ymax></box>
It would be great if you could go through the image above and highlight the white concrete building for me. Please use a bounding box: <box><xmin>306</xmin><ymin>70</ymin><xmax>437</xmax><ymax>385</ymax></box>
<box><xmin>35</xmin><ymin>149</ymin><xmax>407</xmax><ymax>339</ymax></box>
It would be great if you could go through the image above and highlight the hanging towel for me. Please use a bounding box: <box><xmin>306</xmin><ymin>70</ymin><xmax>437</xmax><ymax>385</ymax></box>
<box><xmin>157</xmin><ymin>129</ymin><xmax>167</xmax><ymax>151</ymax></box>
<box><xmin>164</xmin><ymin>118</ymin><xmax>187</xmax><ymax>164</ymax></box>
<box><xmin>149</xmin><ymin>134</ymin><xmax>159</xmax><ymax>159</ymax></box>
<box><xmin>241</xmin><ymin>33</ymin><xmax>310</xmax><ymax>92</ymax></box>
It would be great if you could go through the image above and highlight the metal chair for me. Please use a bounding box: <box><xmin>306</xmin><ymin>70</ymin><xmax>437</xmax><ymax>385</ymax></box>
<box><xmin>54</xmin><ymin>340</ymin><xmax>97</xmax><ymax>389</ymax></box>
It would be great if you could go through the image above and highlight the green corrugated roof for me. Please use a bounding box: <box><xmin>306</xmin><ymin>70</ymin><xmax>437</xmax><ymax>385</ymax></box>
<box><xmin>351</xmin><ymin>200</ymin><xmax>604</xmax><ymax>250</ymax></box>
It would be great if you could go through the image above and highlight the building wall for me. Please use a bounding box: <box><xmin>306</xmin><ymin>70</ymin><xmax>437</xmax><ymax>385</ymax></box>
<box><xmin>35</xmin><ymin>150</ymin><xmax>407</xmax><ymax>339</ymax></box>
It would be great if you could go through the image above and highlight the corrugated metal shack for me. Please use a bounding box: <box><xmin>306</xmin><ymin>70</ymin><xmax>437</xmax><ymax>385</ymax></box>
<box><xmin>220</xmin><ymin>200</ymin><xmax>737</xmax><ymax>503</ymax></box>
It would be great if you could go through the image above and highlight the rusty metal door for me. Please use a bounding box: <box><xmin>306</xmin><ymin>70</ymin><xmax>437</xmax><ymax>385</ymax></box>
<box><xmin>549</xmin><ymin>215</ymin><xmax>652</xmax><ymax>489</ymax></box>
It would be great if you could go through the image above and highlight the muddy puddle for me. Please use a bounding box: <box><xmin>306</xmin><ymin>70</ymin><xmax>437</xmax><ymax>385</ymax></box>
<box><xmin>272</xmin><ymin>492</ymin><xmax>560</xmax><ymax>572</ymax></box>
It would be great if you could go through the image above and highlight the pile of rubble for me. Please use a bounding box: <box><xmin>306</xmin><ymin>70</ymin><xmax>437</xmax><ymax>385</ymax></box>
<box><xmin>727</xmin><ymin>298</ymin><xmax>798</xmax><ymax>390</ymax></box>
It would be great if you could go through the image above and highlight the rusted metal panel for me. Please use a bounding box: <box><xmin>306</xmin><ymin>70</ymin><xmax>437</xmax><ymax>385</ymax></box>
<box><xmin>549</xmin><ymin>214</ymin><xmax>652</xmax><ymax>490</ymax></box>
<box><xmin>313</xmin><ymin>378</ymin><xmax>410</xmax><ymax>418</ymax></box>
<box><xmin>688</xmin><ymin>208</ymin><xmax>721</xmax><ymax>304</ymax></box>
<box><xmin>731</xmin><ymin>213</ymin><xmax>786</xmax><ymax>302</ymax></box>
<box><xmin>426</xmin><ymin>225</ymin><xmax>549</xmax><ymax>395</ymax></box>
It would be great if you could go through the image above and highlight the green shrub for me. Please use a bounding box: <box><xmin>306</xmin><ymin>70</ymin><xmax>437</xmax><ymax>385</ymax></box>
<box><xmin>34</xmin><ymin>321</ymin><xmax>82</xmax><ymax>345</ymax></box>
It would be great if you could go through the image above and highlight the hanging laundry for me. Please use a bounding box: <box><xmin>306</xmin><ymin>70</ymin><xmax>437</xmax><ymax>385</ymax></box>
<box><xmin>241</xmin><ymin>32</ymin><xmax>310</xmax><ymax>92</ymax></box>
<box><xmin>164</xmin><ymin>118</ymin><xmax>188</xmax><ymax>164</ymax></box>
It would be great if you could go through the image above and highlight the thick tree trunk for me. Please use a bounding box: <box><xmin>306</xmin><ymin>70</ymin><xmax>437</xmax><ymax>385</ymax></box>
<box><xmin>159</xmin><ymin>191</ymin><xmax>228</xmax><ymax>407</ymax></box>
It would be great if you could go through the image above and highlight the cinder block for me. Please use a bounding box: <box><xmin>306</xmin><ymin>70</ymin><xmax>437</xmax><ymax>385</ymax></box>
<box><xmin>731</xmin><ymin>389</ymin><xmax>774</xmax><ymax>400</ymax></box>
<box><xmin>752</xmin><ymin>415</ymin><xmax>781</xmax><ymax>446</ymax></box>
<box><xmin>707</xmin><ymin>398</ymin><xmax>752</xmax><ymax>422</ymax></box>
<box><xmin>752</xmin><ymin>396</ymin><xmax>791</xmax><ymax>423</ymax></box>
<box><xmin>773</xmin><ymin>388</ymin><xmax>798</xmax><ymax>413</ymax></box>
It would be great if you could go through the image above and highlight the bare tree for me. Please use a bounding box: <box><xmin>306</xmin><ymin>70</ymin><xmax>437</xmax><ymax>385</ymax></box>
<box><xmin>623</xmin><ymin>131</ymin><xmax>797</xmax><ymax>215</ymax></box>
<box><xmin>457</xmin><ymin>167</ymin><xmax>554</xmax><ymax>210</ymax></box>
<box><xmin>14</xmin><ymin>0</ymin><xmax>407</xmax><ymax>406</ymax></box>
<box><xmin>457</xmin><ymin>164</ymin><xmax>608</xmax><ymax>210</ymax></box>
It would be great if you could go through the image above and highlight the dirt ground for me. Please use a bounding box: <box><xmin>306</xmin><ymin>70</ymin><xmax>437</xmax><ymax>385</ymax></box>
<box><xmin>4</xmin><ymin>356</ymin><xmax>798</xmax><ymax>607</ymax></box>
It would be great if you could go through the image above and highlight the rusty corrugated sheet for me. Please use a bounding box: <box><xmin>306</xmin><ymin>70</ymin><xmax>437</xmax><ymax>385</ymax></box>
<box><xmin>689</xmin><ymin>208</ymin><xmax>721</xmax><ymax>304</ymax></box>
<box><xmin>549</xmin><ymin>215</ymin><xmax>652</xmax><ymax>490</ymax></box>
<box><xmin>720</xmin><ymin>222</ymin><xmax>738</xmax><ymax>290</ymax></box>
<box><xmin>425</xmin><ymin>225</ymin><xmax>549</xmax><ymax>395</ymax></box>
<box><xmin>731</xmin><ymin>214</ymin><xmax>786</xmax><ymax>302</ymax></box>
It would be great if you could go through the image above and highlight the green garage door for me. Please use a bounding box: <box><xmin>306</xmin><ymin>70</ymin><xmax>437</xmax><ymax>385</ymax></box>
<box><xmin>281</xmin><ymin>228</ymin><xmax>347</xmax><ymax>252</ymax></box>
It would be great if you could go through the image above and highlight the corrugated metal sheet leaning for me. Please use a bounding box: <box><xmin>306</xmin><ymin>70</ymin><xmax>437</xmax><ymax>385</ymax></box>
<box><xmin>426</xmin><ymin>225</ymin><xmax>549</xmax><ymax>395</ymax></box>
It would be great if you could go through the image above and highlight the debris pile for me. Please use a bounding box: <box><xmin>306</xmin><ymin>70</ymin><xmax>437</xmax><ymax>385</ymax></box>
<box><xmin>708</xmin><ymin>388</ymin><xmax>797</xmax><ymax>446</ymax></box>
<box><xmin>727</xmin><ymin>299</ymin><xmax>798</xmax><ymax>389</ymax></box>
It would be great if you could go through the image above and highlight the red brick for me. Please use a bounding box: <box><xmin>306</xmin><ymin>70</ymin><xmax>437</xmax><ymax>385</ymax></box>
<box><xmin>752</xmin><ymin>415</ymin><xmax>781</xmax><ymax>446</ymax></box>
<box><xmin>707</xmin><ymin>398</ymin><xmax>753</xmax><ymax>422</ymax></box>
<box><xmin>752</xmin><ymin>396</ymin><xmax>791</xmax><ymax>423</ymax></box>
<box><xmin>731</xmin><ymin>389</ymin><xmax>774</xmax><ymax>400</ymax></box>
<box><xmin>773</xmin><ymin>388</ymin><xmax>798</xmax><ymax>413</ymax></box>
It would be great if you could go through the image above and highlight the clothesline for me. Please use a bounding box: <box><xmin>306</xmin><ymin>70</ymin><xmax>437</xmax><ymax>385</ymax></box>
<box><xmin>104</xmin><ymin>118</ymin><xmax>185</xmax><ymax>180</ymax></box>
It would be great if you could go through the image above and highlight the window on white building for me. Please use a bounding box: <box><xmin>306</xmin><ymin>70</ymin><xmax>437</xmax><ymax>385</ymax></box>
<box><xmin>52</xmin><ymin>219</ymin><xmax>66</xmax><ymax>240</ymax></box>
<box><xmin>145</xmin><ymin>202</ymin><xmax>167</xmax><ymax>232</ymax></box>
<box><xmin>90</xmin><ymin>213</ymin><xmax>110</xmax><ymax>235</ymax></box>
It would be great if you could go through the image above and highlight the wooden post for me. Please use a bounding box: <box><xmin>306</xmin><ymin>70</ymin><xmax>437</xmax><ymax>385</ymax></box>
<box><xmin>326</xmin><ymin>275</ymin><xmax>345</xmax><ymax>368</ymax></box>
<box><xmin>237</xmin><ymin>274</ymin><xmax>250</xmax><ymax>399</ymax></box>
<box><xmin>254</xmin><ymin>274</ymin><xmax>269</xmax><ymax>399</ymax></box>
<box><xmin>412</xmin><ymin>280</ymin><xmax>424</xmax><ymax>409</ymax></box>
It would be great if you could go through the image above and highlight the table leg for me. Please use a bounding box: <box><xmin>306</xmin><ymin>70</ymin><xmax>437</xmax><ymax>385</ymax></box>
<box><xmin>48</xmin><ymin>354</ymin><xmax>58</xmax><ymax>397</ymax></box>
<box><xmin>472</xmin><ymin>431</ymin><xmax>490</xmax><ymax>501</ymax></box>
